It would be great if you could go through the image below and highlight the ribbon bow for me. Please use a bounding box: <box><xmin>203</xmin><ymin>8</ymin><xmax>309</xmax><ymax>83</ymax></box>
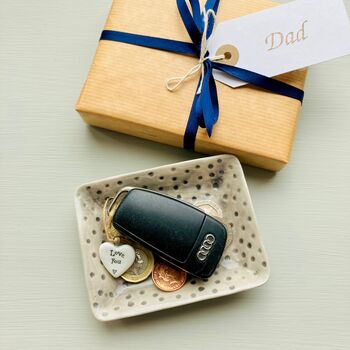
<box><xmin>100</xmin><ymin>0</ymin><xmax>304</xmax><ymax>150</ymax></box>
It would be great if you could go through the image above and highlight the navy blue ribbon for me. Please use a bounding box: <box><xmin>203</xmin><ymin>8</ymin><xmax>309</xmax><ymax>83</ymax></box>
<box><xmin>100</xmin><ymin>0</ymin><xmax>304</xmax><ymax>150</ymax></box>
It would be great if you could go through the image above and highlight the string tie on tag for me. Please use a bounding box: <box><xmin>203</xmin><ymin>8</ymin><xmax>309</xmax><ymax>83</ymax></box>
<box><xmin>166</xmin><ymin>9</ymin><xmax>224</xmax><ymax>95</ymax></box>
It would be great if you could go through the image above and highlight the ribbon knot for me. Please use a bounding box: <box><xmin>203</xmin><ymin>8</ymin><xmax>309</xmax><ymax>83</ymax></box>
<box><xmin>166</xmin><ymin>9</ymin><xmax>224</xmax><ymax>95</ymax></box>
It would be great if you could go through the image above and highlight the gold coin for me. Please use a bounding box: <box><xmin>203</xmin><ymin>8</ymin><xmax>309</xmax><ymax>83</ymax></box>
<box><xmin>195</xmin><ymin>200</ymin><xmax>233</xmax><ymax>248</ymax></box>
<box><xmin>121</xmin><ymin>245</ymin><xmax>154</xmax><ymax>283</ymax></box>
<box><xmin>152</xmin><ymin>261</ymin><xmax>187</xmax><ymax>292</ymax></box>
<box><xmin>195</xmin><ymin>200</ymin><xmax>223</xmax><ymax>218</ymax></box>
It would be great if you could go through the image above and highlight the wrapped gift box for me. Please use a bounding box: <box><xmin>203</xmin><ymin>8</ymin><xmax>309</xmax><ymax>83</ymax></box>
<box><xmin>76</xmin><ymin>0</ymin><xmax>307</xmax><ymax>171</ymax></box>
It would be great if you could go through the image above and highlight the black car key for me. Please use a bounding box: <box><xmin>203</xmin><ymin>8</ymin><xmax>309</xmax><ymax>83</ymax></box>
<box><xmin>110</xmin><ymin>187</ymin><xmax>227</xmax><ymax>278</ymax></box>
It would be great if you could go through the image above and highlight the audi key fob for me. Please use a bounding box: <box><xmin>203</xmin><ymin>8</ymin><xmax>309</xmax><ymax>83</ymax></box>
<box><xmin>110</xmin><ymin>187</ymin><xmax>227</xmax><ymax>278</ymax></box>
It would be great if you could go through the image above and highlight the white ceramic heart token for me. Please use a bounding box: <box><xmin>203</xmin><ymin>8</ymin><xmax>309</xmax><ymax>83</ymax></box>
<box><xmin>99</xmin><ymin>242</ymin><xmax>136</xmax><ymax>278</ymax></box>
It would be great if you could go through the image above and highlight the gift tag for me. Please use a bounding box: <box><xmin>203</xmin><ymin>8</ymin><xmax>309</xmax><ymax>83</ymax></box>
<box><xmin>207</xmin><ymin>0</ymin><xmax>350</xmax><ymax>88</ymax></box>
<box><xmin>99</xmin><ymin>242</ymin><xmax>136</xmax><ymax>278</ymax></box>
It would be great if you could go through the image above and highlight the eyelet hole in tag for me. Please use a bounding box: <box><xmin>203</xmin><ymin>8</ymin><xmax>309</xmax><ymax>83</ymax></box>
<box><xmin>215</xmin><ymin>44</ymin><xmax>239</xmax><ymax>66</ymax></box>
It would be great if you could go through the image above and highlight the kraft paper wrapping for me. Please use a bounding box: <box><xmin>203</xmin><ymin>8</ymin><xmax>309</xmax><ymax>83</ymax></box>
<box><xmin>76</xmin><ymin>0</ymin><xmax>307</xmax><ymax>171</ymax></box>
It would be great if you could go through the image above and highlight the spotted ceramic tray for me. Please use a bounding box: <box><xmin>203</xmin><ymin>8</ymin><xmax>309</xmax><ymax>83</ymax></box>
<box><xmin>74</xmin><ymin>155</ymin><xmax>269</xmax><ymax>321</ymax></box>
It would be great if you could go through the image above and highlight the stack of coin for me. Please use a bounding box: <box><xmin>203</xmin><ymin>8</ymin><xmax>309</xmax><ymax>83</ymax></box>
<box><xmin>120</xmin><ymin>245</ymin><xmax>188</xmax><ymax>291</ymax></box>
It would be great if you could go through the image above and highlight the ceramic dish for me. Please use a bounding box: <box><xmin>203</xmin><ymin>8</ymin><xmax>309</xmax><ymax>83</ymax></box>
<box><xmin>74</xmin><ymin>155</ymin><xmax>269</xmax><ymax>321</ymax></box>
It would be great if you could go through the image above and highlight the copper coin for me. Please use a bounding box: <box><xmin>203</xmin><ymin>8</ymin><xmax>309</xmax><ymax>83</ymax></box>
<box><xmin>152</xmin><ymin>261</ymin><xmax>187</xmax><ymax>292</ymax></box>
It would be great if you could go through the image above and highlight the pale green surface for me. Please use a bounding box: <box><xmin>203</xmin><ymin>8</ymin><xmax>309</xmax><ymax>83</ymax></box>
<box><xmin>1</xmin><ymin>0</ymin><xmax>350</xmax><ymax>349</ymax></box>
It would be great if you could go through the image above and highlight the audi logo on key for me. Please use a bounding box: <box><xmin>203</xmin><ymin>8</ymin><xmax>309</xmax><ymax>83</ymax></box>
<box><xmin>196</xmin><ymin>234</ymin><xmax>216</xmax><ymax>261</ymax></box>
